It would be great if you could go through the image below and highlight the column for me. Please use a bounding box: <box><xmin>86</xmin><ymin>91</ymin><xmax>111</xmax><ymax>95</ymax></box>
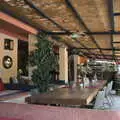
<box><xmin>59</xmin><ymin>46</ymin><xmax>68</xmax><ymax>84</ymax></box>
<box><xmin>73</xmin><ymin>55</ymin><xmax>79</xmax><ymax>83</ymax></box>
<box><xmin>28</xmin><ymin>34</ymin><xmax>37</xmax><ymax>80</ymax></box>
<box><xmin>28</xmin><ymin>34</ymin><xmax>37</xmax><ymax>53</ymax></box>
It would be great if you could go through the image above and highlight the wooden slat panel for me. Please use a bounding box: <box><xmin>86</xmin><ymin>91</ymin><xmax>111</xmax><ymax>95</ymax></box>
<box><xmin>114</xmin><ymin>0</ymin><xmax>120</xmax><ymax>13</ymax></box>
<box><xmin>1</xmin><ymin>0</ymin><xmax>115</xmax><ymax>56</ymax></box>
<box><xmin>93</xmin><ymin>35</ymin><xmax>111</xmax><ymax>48</ymax></box>
<box><xmin>2</xmin><ymin>0</ymin><xmax>62</xmax><ymax>31</ymax></box>
<box><xmin>70</xmin><ymin>0</ymin><xmax>110</xmax><ymax>31</ymax></box>
<box><xmin>113</xmin><ymin>44</ymin><xmax>120</xmax><ymax>48</ymax></box>
<box><xmin>30</xmin><ymin>0</ymin><xmax>84</xmax><ymax>32</ymax></box>
<box><xmin>113</xmin><ymin>35</ymin><xmax>120</xmax><ymax>42</ymax></box>
<box><xmin>114</xmin><ymin>16</ymin><xmax>120</xmax><ymax>31</ymax></box>
<box><xmin>102</xmin><ymin>50</ymin><xmax>112</xmax><ymax>55</ymax></box>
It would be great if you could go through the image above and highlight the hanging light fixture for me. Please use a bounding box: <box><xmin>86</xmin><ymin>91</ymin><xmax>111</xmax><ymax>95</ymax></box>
<box><xmin>70</xmin><ymin>32</ymin><xmax>88</xmax><ymax>39</ymax></box>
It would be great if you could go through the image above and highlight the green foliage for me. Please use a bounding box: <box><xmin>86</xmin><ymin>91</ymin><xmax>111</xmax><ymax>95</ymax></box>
<box><xmin>29</xmin><ymin>33</ymin><xmax>58</xmax><ymax>93</ymax></box>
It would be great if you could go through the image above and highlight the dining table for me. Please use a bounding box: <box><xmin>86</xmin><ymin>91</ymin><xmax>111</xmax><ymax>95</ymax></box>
<box><xmin>26</xmin><ymin>80</ymin><xmax>107</xmax><ymax>106</ymax></box>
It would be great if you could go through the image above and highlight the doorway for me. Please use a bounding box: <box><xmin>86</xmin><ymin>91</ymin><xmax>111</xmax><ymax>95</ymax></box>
<box><xmin>18</xmin><ymin>40</ymin><xmax>28</xmax><ymax>76</ymax></box>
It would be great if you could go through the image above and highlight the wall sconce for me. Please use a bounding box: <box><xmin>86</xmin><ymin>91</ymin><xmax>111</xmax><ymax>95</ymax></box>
<box><xmin>4</xmin><ymin>39</ymin><xmax>14</xmax><ymax>50</ymax></box>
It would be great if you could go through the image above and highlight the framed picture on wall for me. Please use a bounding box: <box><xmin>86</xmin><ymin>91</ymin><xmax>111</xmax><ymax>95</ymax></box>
<box><xmin>4</xmin><ymin>39</ymin><xmax>14</xmax><ymax>50</ymax></box>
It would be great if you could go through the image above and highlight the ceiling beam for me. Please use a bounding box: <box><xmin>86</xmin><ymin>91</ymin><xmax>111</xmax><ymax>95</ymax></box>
<box><xmin>0</xmin><ymin>11</ymin><xmax>38</xmax><ymax>35</ymax></box>
<box><xmin>1</xmin><ymin>9</ymin><xmax>73</xmax><ymax>36</ymax></box>
<box><xmin>69</xmin><ymin>48</ymin><xmax>92</xmax><ymax>58</ymax></box>
<box><xmin>72</xmin><ymin>48</ymin><xmax>120</xmax><ymax>51</ymax></box>
<box><xmin>24</xmin><ymin>0</ymin><xmax>71</xmax><ymax>33</ymax></box>
<box><xmin>114</xmin><ymin>13</ymin><xmax>120</xmax><ymax>16</ymax></box>
<box><xmin>51</xmin><ymin>36</ymin><xmax>92</xmax><ymax>58</ymax></box>
<box><xmin>85</xmin><ymin>31</ymin><xmax>120</xmax><ymax>35</ymax></box>
<box><xmin>41</xmin><ymin>31</ymin><xmax>73</xmax><ymax>35</ymax></box>
<box><xmin>113</xmin><ymin>41</ymin><xmax>120</xmax><ymax>43</ymax></box>
<box><xmin>74</xmin><ymin>39</ymin><xmax>99</xmax><ymax>57</ymax></box>
<box><xmin>65</xmin><ymin>0</ymin><xmax>105</xmax><ymax>59</ymax></box>
<box><xmin>108</xmin><ymin>0</ymin><xmax>115</xmax><ymax>60</ymax></box>
<box><xmin>83</xmin><ymin>53</ymin><xmax>120</xmax><ymax>57</ymax></box>
<box><xmin>77</xmin><ymin>52</ymin><xmax>120</xmax><ymax>60</ymax></box>
<box><xmin>89</xmin><ymin>57</ymin><xmax>120</xmax><ymax>60</ymax></box>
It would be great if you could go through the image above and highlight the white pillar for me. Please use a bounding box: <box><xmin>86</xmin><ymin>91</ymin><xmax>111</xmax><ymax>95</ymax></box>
<box><xmin>59</xmin><ymin>46</ymin><xmax>68</xmax><ymax>84</ymax></box>
<box><xmin>73</xmin><ymin>55</ymin><xmax>79</xmax><ymax>83</ymax></box>
<box><xmin>28</xmin><ymin>34</ymin><xmax>37</xmax><ymax>53</ymax></box>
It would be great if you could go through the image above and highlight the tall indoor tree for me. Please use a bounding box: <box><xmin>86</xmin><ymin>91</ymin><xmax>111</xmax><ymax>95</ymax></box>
<box><xmin>29</xmin><ymin>33</ymin><xmax>58</xmax><ymax>93</ymax></box>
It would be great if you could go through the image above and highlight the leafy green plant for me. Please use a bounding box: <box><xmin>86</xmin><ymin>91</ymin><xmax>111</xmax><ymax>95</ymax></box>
<box><xmin>29</xmin><ymin>33</ymin><xmax>58</xmax><ymax>93</ymax></box>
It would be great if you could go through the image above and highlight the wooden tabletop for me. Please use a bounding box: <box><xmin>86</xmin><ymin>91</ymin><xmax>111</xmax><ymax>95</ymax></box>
<box><xmin>28</xmin><ymin>80</ymin><xmax>107</xmax><ymax>106</ymax></box>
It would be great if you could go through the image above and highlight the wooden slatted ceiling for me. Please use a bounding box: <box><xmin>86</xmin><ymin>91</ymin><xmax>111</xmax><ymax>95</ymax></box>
<box><xmin>113</xmin><ymin>35</ymin><xmax>120</xmax><ymax>42</ymax></box>
<box><xmin>94</xmin><ymin>0</ymin><xmax>111</xmax><ymax>31</ymax></box>
<box><xmin>0</xmin><ymin>1</ymin><xmax>61</xmax><ymax>31</ymax></box>
<box><xmin>114</xmin><ymin>0</ymin><xmax>120</xmax><ymax>31</ymax></box>
<box><xmin>102</xmin><ymin>50</ymin><xmax>112</xmax><ymax>55</ymax></box>
<box><xmin>93</xmin><ymin>35</ymin><xmax>111</xmax><ymax>48</ymax></box>
<box><xmin>70</xmin><ymin>0</ymin><xmax>110</xmax><ymax>31</ymax></box>
<box><xmin>114</xmin><ymin>16</ymin><xmax>120</xmax><ymax>31</ymax></box>
<box><xmin>3</xmin><ymin>0</ymin><xmax>84</xmax><ymax>32</ymax></box>
<box><xmin>2</xmin><ymin>0</ymin><xmax>120</xmax><ymax>59</ymax></box>
<box><xmin>1</xmin><ymin>0</ymin><xmax>97</xmax><ymax>50</ymax></box>
<box><xmin>114</xmin><ymin>0</ymin><xmax>120</xmax><ymax>13</ymax></box>
<box><xmin>0</xmin><ymin>1</ymin><xmax>47</xmax><ymax>31</ymax></box>
<box><xmin>31</xmin><ymin>0</ymin><xmax>85</xmax><ymax>32</ymax></box>
<box><xmin>113</xmin><ymin>35</ymin><xmax>120</xmax><ymax>56</ymax></box>
<box><xmin>2</xmin><ymin>0</ymin><xmax>111</xmax><ymax>32</ymax></box>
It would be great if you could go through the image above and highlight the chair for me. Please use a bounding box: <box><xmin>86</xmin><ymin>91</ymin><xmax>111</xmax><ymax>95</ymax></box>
<box><xmin>103</xmin><ymin>86</ymin><xmax>112</xmax><ymax>106</ymax></box>
<box><xmin>94</xmin><ymin>91</ymin><xmax>105</xmax><ymax>109</ymax></box>
<box><xmin>104</xmin><ymin>81</ymin><xmax>115</xmax><ymax>106</ymax></box>
<box><xmin>109</xmin><ymin>81</ymin><xmax>116</xmax><ymax>95</ymax></box>
<box><xmin>94</xmin><ymin>88</ymin><xmax>111</xmax><ymax>109</ymax></box>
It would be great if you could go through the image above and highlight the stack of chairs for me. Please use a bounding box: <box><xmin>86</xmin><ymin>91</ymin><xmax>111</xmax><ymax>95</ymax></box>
<box><xmin>93</xmin><ymin>81</ymin><xmax>116</xmax><ymax>109</ymax></box>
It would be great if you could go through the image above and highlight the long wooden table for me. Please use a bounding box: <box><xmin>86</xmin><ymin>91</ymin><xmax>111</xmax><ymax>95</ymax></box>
<box><xmin>26</xmin><ymin>80</ymin><xmax>107</xmax><ymax>106</ymax></box>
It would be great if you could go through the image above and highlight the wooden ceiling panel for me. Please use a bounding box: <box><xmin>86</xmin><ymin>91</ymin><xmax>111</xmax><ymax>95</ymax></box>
<box><xmin>102</xmin><ymin>50</ymin><xmax>112</xmax><ymax>55</ymax></box>
<box><xmin>114</xmin><ymin>16</ymin><xmax>120</xmax><ymax>31</ymax></box>
<box><xmin>93</xmin><ymin>35</ymin><xmax>111</xmax><ymax>48</ymax></box>
<box><xmin>114</xmin><ymin>0</ymin><xmax>120</xmax><ymax>13</ymax></box>
<box><xmin>1</xmin><ymin>0</ymin><xmax>118</xmax><ymax>59</ymax></box>
<box><xmin>113</xmin><ymin>35</ymin><xmax>120</xmax><ymax>42</ymax></box>
<box><xmin>2</xmin><ymin>0</ymin><xmax>63</xmax><ymax>31</ymax></box>
<box><xmin>76</xmin><ymin>38</ymin><xmax>97</xmax><ymax>48</ymax></box>
<box><xmin>113</xmin><ymin>43</ymin><xmax>120</xmax><ymax>48</ymax></box>
<box><xmin>114</xmin><ymin>51</ymin><xmax>120</xmax><ymax>55</ymax></box>
<box><xmin>31</xmin><ymin>0</ymin><xmax>84</xmax><ymax>32</ymax></box>
<box><xmin>60</xmin><ymin>36</ymin><xmax>81</xmax><ymax>48</ymax></box>
<box><xmin>70</xmin><ymin>0</ymin><xmax>110</xmax><ymax>31</ymax></box>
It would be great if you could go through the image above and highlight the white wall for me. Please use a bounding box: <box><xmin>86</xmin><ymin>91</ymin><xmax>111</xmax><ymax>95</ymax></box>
<box><xmin>0</xmin><ymin>33</ymin><xmax>18</xmax><ymax>83</ymax></box>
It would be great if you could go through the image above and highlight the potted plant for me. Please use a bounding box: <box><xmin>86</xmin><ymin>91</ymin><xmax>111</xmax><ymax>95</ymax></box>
<box><xmin>29</xmin><ymin>33</ymin><xmax>58</xmax><ymax>93</ymax></box>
